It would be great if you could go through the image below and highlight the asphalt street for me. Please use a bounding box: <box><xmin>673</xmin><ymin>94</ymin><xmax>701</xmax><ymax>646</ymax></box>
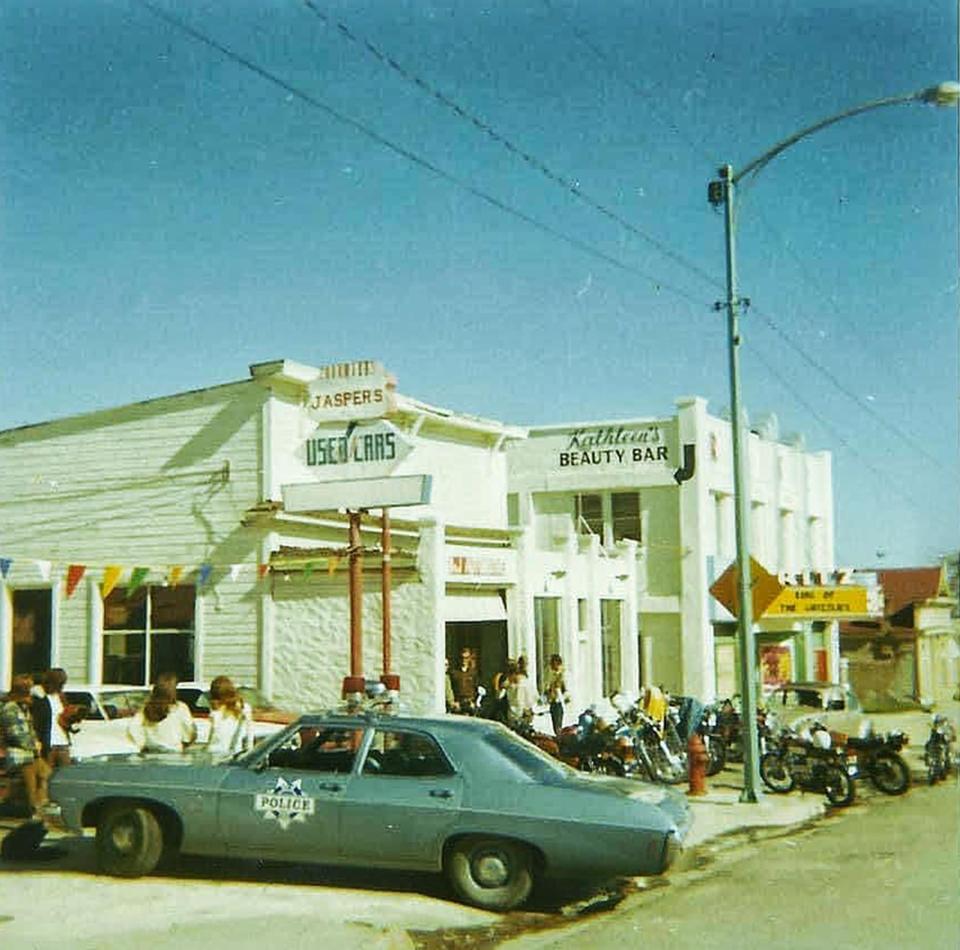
<box><xmin>500</xmin><ymin>781</ymin><xmax>960</xmax><ymax>950</ymax></box>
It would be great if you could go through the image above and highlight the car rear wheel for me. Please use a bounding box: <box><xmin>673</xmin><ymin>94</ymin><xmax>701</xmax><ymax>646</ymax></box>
<box><xmin>446</xmin><ymin>836</ymin><xmax>534</xmax><ymax>911</ymax></box>
<box><xmin>96</xmin><ymin>803</ymin><xmax>165</xmax><ymax>878</ymax></box>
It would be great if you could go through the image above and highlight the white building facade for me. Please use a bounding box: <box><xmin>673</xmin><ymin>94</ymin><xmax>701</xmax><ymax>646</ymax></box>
<box><xmin>0</xmin><ymin>362</ymin><xmax>837</xmax><ymax>714</ymax></box>
<box><xmin>506</xmin><ymin>396</ymin><xmax>838</xmax><ymax>705</ymax></box>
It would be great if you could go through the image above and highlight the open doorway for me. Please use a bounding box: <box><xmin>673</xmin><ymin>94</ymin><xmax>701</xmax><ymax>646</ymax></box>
<box><xmin>12</xmin><ymin>588</ymin><xmax>52</xmax><ymax>678</ymax></box>
<box><xmin>445</xmin><ymin>621</ymin><xmax>508</xmax><ymax>696</ymax></box>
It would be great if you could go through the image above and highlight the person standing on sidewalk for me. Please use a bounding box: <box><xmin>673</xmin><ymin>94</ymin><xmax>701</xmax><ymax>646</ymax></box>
<box><xmin>32</xmin><ymin>667</ymin><xmax>73</xmax><ymax>769</ymax></box>
<box><xmin>206</xmin><ymin>675</ymin><xmax>254</xmax><ymax>757</ymax></box>
<box><xmin>544</xmin><ymin>654</ymin><xmax>570</xmax><ymax>736</ymax></box>
<box><xmin>0</xmin><ymin>675</ymin><xmax>52</xmax><ymax>816</ymax></box>
<box><xmin>448</xmin><ymin>647</ymin><xmax>478</xmax><ymax>714</ymax></box>
<box><xmin>127</xmin><ymin>681</ymin><xmax>196</xmax><ymax>753</ymax></box>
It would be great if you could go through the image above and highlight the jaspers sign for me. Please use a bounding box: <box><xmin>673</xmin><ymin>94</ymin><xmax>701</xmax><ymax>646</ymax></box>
<box><xmin>304</xmin><ymin>359</ymin><xmax>397</xmax><ymax>422</ymax></box>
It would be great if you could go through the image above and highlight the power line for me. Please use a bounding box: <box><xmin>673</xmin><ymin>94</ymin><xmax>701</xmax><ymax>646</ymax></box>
<box><xmin>540</xmin><ymin>0</ymin><xmax>718</xmax><ymax>169</ymax></box>
<box><xmin>301</xmin><ymin>0</ymin><xmax>721</xmax><ymax>291</ymax></box>
<box><xmin>749</xmin><ymin>303</ymin><xmax>948</xmax><ymax>471</ymax></box>
<box><xmin>746</xmin><ymin>343</ymin><xmax>924</xmax><ymax>514</ymax></box>
<box><xmin>135</xmin><ymin>1</ymin><xmax>706</xmax><ymax>309</ymax></box>
<box><xmin>544</xmin><ymin>1</ymin><xmax>953</xmax><ymax>479</ymax></box>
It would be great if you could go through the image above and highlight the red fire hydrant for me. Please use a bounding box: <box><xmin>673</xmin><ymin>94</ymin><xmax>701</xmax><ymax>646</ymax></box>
<box><xmin>687</xmin><ymin>732</ymin><xmax>708</xmax><ymax>796</ymax></box>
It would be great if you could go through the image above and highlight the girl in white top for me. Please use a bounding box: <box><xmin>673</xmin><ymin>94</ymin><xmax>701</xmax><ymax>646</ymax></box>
<box><xmin>127</xmin><ymin>683</ymin><xmax>196</xmax><ymax>753</ymax></box>
<box><xmin>206</xmin><ymin>675</ymin><xmax>254</xmax><ymax>757</ymax></box>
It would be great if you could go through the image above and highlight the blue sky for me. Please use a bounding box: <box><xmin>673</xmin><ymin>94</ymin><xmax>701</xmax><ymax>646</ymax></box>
<box><xmin>1</xmin><ymin>0</ymin><xmax>956</xmax><ymax>568</ymax></box>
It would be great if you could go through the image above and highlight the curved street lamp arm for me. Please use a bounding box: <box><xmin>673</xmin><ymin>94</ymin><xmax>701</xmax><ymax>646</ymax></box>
<box><xmin>732</xmin><ymin>87</ymin><xmax>948</xmax><ymax>184</ymax></box>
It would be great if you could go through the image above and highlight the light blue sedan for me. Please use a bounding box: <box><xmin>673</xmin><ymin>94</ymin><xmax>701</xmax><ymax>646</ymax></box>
<box><xmin>50</xmin><ymin>711</ymin><xmax>690</xmax><ymax>910</ymax></box>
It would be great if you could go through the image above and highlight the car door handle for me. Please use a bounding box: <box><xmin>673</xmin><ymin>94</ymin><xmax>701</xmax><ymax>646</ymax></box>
<box><xmin>429</xmin><ymin>789</ymin><xmax>453</xmax><ymax>799</ymax></box>
<box><xmin>318</xmin><ymin>782</ymin><xmax>343</xmax><ymax>793</ymax></box>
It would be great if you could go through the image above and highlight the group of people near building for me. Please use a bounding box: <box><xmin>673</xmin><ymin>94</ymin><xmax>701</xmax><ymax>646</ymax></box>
<box><xmin>0</xmin><ymin>668</ymin><xmax>255</xmax><ymax>818</ymax></box>
<box><xmin>445</xmin><ymin>649</ymin><xmax>570</xmax><ymax>736</ymax></box>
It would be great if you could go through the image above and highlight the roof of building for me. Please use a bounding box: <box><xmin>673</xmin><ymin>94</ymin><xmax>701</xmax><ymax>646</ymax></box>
<box><xmin>875</xmin><ymin>566</ymin><xmax>946</xmax><ymax>617</ymax></box>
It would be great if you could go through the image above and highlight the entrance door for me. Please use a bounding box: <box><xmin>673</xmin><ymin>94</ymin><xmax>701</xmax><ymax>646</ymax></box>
<box><xmin>12</xmin><ymin>589</ymin><xmax>52</xmax><ymax>678</ymax></box>
<box><xmin>445</xmin><ymin>621</ymin><xmax>508</xmax><ymax>694</ymax></box>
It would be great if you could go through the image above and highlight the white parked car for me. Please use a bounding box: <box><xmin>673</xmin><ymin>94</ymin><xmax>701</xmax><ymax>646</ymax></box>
<box><xmin>763</xmin><ymin>681</ymin><xmax>873</xmax><ymax>740</ymax></box>
<box><xmin>61</xmin><ymin>684</ymin><xmax>151</xmax><ymax>759</ymax></box>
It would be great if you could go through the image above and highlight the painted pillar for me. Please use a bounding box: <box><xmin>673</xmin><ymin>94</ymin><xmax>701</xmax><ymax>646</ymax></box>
<box><xmin>676</xmin><ymin>396</ymin><xmax>716</xmax><ymax>700</ymax></box>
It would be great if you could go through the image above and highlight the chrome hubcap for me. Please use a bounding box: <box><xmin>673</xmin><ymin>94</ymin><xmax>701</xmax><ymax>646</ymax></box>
<box><xmin>473</xmin><ymin>852</ymin><xmax>510</xmax><ymax>888</ymax></box>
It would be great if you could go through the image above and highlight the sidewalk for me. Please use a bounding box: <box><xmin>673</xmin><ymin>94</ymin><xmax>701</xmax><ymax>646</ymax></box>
<box><xmin>683</xmin><ymin>774</ymin><xmax>825</xmax><ymax>849</ymax></box>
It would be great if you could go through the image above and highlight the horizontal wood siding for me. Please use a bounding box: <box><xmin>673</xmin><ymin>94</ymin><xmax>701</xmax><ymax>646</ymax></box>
<box><xmin>0</xmin><ymin>382</ymin><xmax>267</xmax><ymax>684</ymax></box>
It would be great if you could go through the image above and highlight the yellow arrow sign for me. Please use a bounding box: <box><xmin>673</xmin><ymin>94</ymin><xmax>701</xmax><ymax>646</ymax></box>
<box><xmin>709</xmin><ymin>557</ymin><xmax>783</xmax><ymax>619</ymax></box>
<box><xmin>765</xmin><ymin>586</ymin><xmax>870</xmax><ymax>618</ymax></box>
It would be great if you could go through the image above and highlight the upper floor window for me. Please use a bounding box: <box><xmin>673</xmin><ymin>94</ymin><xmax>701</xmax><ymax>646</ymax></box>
<box><xmin>575</xmin><ymin>493</ymin><xmax>603</xmax><ymax>537</ymax></box>
<box><xmin>576</xmin><ymin>492</ymin><xmax>642</xmax><ymax>546</ymax></box>
<box><xmin>611</xmin><ymin>492</ymin><xmax>641</xmax><ymax>542</ymax></box>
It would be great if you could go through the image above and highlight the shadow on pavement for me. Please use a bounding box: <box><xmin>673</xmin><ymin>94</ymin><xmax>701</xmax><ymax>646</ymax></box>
<box><xmin>0</xmin><ymin>829</ymin><xmax>621</xmax><ymax>918</ymax></box>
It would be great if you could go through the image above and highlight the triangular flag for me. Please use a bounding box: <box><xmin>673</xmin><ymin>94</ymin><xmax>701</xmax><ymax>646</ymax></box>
<box><xmin>127</xmin><ymin>567</ymin><xmax>149</xmax><ymax>598</ymax></box>
<box><xmin>168</xmin><ymin>565</ymin><xmax>184</xmax><ymax>587</ymax></box>
<box><xmin>229</xmin><ymin>564</ymin><xmax>242</xmax><ymax>582</ymax></box>
<box><xmin>65</xmin><ymin>564</ymin><xmax>86</xmax><ymax>598</ymax></box>
<box><xmin>197</xmin><ymin>563</ymin><xmax>213</xmax><ymax>587</ymax></box>
<box><xmin>327</xmin><ymin>555</ymin><xmax>341</xmax><ymax>576</ymax></box>
<box><xmin>102</xmin><ymin>566</ymin><xmax>123</xmax><ymax>599</ymax></box>
<box><xmin>257</xmin><ymin>563</ymin><xmax>269</xmax><ymax>580</ymax></box>
<box><xmin>35</xmin><ymin>559</ymin><xmax>51</xmax><ymax>582</ymax></box>
<box><xmin>0</xmin><ymin>558</ymin><xmax>11</xmax><ymax>579</ymax></box>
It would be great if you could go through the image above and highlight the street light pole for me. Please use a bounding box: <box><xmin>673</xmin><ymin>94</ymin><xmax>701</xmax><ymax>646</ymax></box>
<box><xmin>708</xmin><ymin>80</ymin><xmax>959</xmax><ymax>806</ymax></box>
<box><xmin>717</xmin><ymin>163</ymin><xmax>762</xmax><ymax>802</ymax></box>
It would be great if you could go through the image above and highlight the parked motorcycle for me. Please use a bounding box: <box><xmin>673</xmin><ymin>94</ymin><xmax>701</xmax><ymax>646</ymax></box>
<box><xmin>610</xmin><ymin>701</ymin><xmax>687</xmax><ymax>784</ymax></box>
<box><xmin>924</xmin><ymin>714</ymin><xmax>957</xmax><ymax>785</ymax></box>
<box><xmin>841</xmin><ymin>729</ymin><xmax>911</xmax><ymax>795</ymax></box>
<box><xmin>709</xmin><ymin>697</ymin><xmax>776</xmax><ymax>766</ymax></box>
<box><xmin>760</xmin><ymin>722</ymin><xmax>856</xmax><ymax>806</ymax></box>
<box><xmin>697</xmin><ymin>704</ymin><xmax>727</xmax><ymax>776</ymax></box>
<box><xmin>550</xmin><ymin>708</ymin><xmax>624</xmax><ymax>775</ymax></box>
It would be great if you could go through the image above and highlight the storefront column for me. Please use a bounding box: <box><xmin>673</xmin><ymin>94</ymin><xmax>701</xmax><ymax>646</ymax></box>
<box><xmin>86</xmin><ymin>576</ymin><xmax>102</xmax><ymax>684</ymax></box>
<box><xmin>619</xmin><ymin>539</ymin><xmax>640</xmax><ymax>696</ymax></box>
<box><xmin>418</xmin><ymin>515</ymin><xmax>446</xmax><ymax>716</ymax></box>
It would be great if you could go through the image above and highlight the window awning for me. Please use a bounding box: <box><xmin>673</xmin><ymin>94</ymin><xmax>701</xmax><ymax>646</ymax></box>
<box><xmin>444</xmin><ymin>591</ymin><xmax>507</xmax><ymax>623</ymax></box>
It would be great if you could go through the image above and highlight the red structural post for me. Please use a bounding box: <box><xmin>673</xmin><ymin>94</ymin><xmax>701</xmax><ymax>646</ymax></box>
<box><xmin>687</xmin><ymin>732</ymin><xmax>709</xmax><ymax>796</ymax></box>
<box><xmin>380</xmin><ymin>509</ymin><xmax>400</xmax><ymax>692</ymax></box>
<box><xmin>342</xmin><ymin>509</ymin><xmax>365</xmax><ymax>698</ymax></box>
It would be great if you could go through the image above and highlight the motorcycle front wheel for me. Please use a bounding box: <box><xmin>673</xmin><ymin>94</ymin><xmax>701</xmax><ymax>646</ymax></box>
<box><xmin>648</xmin><ymin>743</ymin><xmax>686</xmax><ymax>785</ymax></box>
<box><xmin>759</xmin><ymin>752</ymin><xmax>794</xmax><ymax>793</ymax></box>
<box><xmin>823</xmin><ymin>765</ymin><xmax>856</xmax><ymax>806</ymax></box>
<box><xmin>705</xmin><ymin>735</ymin><xmax>726</xmax><ymax>776</ymax></box>
<box><xmin>925</xmin><ymin>745</ymin><xmax>945</xmax><ymax>785</ymax></box>
<box><xmin>870</xmin><ymin>752</ymin><xmax>910</xmax><ymax>795</ymax></box>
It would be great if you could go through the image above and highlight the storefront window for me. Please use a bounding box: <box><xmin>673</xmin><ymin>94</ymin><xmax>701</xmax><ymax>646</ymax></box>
<box><xmin>600</xmin><ymin>599</ymin><xmax>622</xmax><ymax>696</ymax></box>
<box><xmin>534</xmin><ymin>597</ymin><xmax>561</xmax><ymax>692</ymax></box>
<box><xmin>103</xmin><ymin>585</ymin><xmax>196</xmax><ymax>685</ymax></box>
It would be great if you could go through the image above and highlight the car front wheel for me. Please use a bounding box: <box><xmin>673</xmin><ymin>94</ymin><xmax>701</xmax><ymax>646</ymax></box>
<box><xmin>96</xmin><ymin>803</ymin><xmax>165</xmax><ymax>878</ymax></box>
<box><xmin>446</xmin><ymin>836</ymin><xmax>535</xmax><ymax>911</ymax></box>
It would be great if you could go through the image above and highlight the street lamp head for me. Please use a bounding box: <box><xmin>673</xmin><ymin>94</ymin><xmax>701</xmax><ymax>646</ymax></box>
<box><xmin>918</xmin><ymin>81</ymin><xmax>960</xmax><ymax>106</ymax></box>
